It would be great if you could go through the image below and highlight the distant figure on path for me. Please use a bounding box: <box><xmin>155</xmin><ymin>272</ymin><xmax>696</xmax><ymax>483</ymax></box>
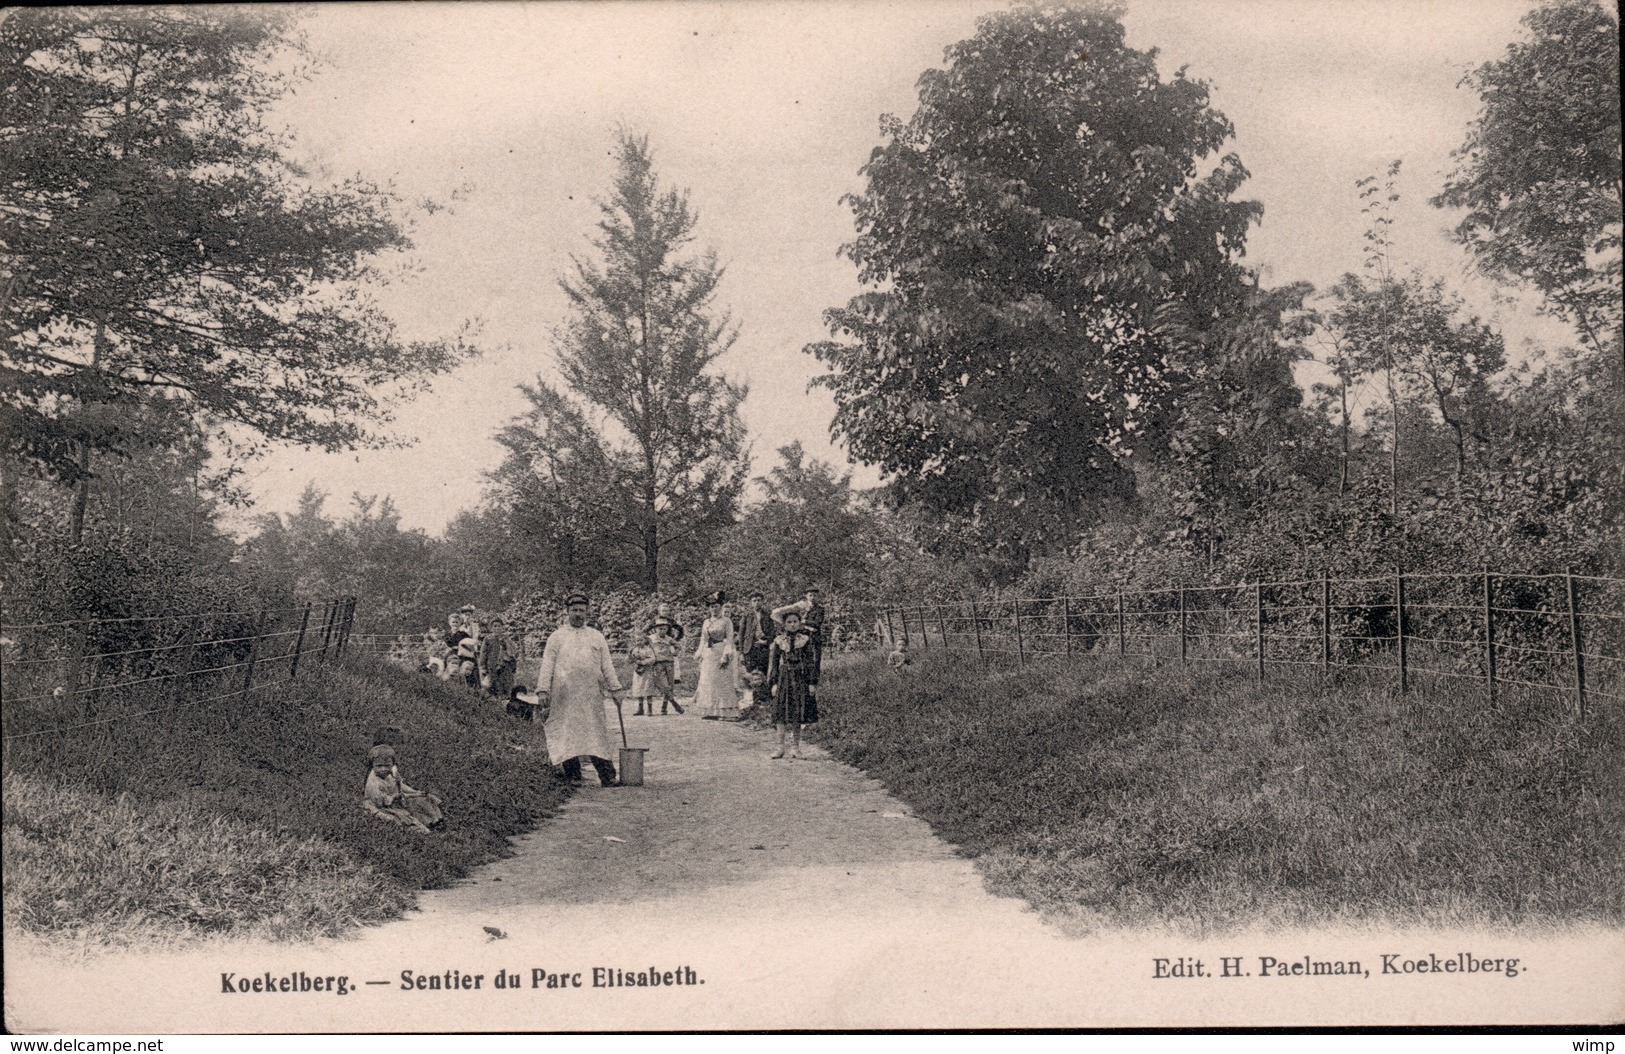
<box><xmin>535</xmin><ymin>593</ymin><xmax>623</xmax><ymax>787</ymax></box>
<box><xmin>768</xmin><ymin>609</ymin><xmax>819</xmax><ymax>759</ymax></box>
<box><xmin>738</xmin><ymin>590</ymin><xmax>774</xmax><ymax>679</ymax></box>
<box><xmin>773</xmin><ymin>586</ymin><xmax>827</xmax><ymax>682</ymax></box>
<box><xmin>628</xmin><ymin>624</ymin><xmax>667</xmax><ymax>717</ymax></box>
<box><xmin>694</xmin><ymin>591</ymin><xmax>741</xmax><ymax>720</ymax></box>
<box><xmin>656</xmin><ymin>601</ymin><xmax>685</xmax><ymax>643</ymax></box>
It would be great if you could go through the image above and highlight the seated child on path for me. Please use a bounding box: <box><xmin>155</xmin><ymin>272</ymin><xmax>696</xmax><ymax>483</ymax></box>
<box><xmin>361</xmin><ymin>742</ymin><xmax>443</xmax><ymax>832</ymax></box>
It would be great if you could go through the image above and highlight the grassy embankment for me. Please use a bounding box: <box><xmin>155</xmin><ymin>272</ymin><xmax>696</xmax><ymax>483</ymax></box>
<box><xmin>3</xmin><ymin>657</ymin><xmax>569</xmax><ymax>948</ymax></box>
<box><xmin>812</xmin><ymin>651</ymin><xmax>1624</xmax><ymax>934</ymax></box>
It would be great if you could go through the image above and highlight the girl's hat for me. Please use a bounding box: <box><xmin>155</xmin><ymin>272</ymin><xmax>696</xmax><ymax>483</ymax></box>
<box><xmin>368</xmin><ymin>744</ymin><xmax>397</xmax><ymax>764</ymax></box>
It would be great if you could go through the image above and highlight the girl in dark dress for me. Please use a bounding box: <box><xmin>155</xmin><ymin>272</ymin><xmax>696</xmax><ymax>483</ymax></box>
<box><xmin>767</xmin><ymin>610</ymin><xmax>819</xmax><ymax>759</ymax></box>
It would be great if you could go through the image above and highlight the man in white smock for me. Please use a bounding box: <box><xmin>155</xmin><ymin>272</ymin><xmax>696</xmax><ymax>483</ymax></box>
<box><xmin>536</xmin><ymin>592</ymin><xmax>624</xmax><ymax>787</ymax></box>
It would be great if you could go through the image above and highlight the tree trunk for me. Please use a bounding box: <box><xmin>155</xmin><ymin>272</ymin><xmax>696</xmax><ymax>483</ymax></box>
<box><xmin>642</xmin><ymin>519</ymin><xmax>660</xmax><ymax>594</ymax></box>
<box><xmin>1337</xmin><ymin>369</ymin><xmax>1351</xmax><ymax>497</ymax></box>
<box><xmin>70</xmin><ymin>319</ymin><xmax>110</xmax><ymax>543</ymax></box>
<box><xmin>1447</xmin><ymin>416</ymin><xmax>1466</xmax><ymax>495</ymax></box>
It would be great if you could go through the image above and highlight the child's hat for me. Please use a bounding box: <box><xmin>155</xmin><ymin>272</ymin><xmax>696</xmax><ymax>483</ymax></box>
<box><xmin>368</xmin><ymin>744</ymin><xmax>397</xmax><ymax>764</ymax></box>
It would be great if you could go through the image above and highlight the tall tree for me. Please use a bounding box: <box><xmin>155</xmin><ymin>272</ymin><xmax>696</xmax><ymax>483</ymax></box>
<box><xmin>0</xmin><ymin>8</ymin><xmax>474</xmax><ymax>540</ymax></box>
<box><xmin>1433</xmin><ymin>0</ymin><xmax>1622</xmax><ymax>363</ymax></box>
<box><xmin>490</xmin><ymin>132</ymin><xmax>747</xmax><ymax>593</ymax></box>
<box><xmin>807</xmin><ymin>1</ymin><xmax>1262</xmax><ymax>560</ymax></box>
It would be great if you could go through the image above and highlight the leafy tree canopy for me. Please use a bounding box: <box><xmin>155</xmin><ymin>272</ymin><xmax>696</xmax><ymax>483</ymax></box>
<box><xmin>0</xmin><ymin>7</ymin><xmax>476</xmax><ymax>490</ymax></box>
<box><xmin>808</xmin><ymin>1</ymin><xmax>1263</xmax><ymax>557</ymax></box>
<box><xmin>1433</xmin><ymin>0</ymin><xmax>1622</xmax><ymax>357</ymax></box>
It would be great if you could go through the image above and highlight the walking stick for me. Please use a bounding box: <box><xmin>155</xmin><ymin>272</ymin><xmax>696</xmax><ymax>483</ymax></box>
<box><xmin>614</xmin><ymin>696</ymin><xmax>629</xmax><ymax>750</ymax></box>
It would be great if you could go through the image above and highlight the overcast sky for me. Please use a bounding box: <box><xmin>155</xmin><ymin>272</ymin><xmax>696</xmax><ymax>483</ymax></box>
<box><xmin>234</xmin><ymin>0</ymin><xmax>1574</xmax><ymax>535</ymax></box>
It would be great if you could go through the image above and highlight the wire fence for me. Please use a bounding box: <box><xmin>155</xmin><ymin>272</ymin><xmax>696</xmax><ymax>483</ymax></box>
<box><xmin>867</xmin><ymin>569</ymin><xmax>1623</xmax><ymax>716</ymax></box>
<box><xmin>0</xmin><ymin>597</ymin><xmax>359</xmax><ymax>741</ymax></box>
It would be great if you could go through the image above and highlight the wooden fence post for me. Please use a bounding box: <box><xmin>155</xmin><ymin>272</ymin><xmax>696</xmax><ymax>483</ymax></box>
<box><xmin>1255</xmin><ymin>582</ymin><xmax>1265</xmax><ymax>683</ymax></box>
<box><xmin>1483</xmin><ymin>568</ymin><xmax>1496</xmax><ymax>701</ymax></box>
<box><xmin>1063</xmin><ymin>596</ymin><xmax>1073</xmax><ymax>657</ymax></box>
<box><xmin>918</xmin><ymin>604</ymin><xmax>930</xmax><ymax>650</ymax></box>
<box><xmin>1396</xmin><ymin>567</ymin><xmax>1408</xmax><ymax>695</ymax></box>
<box><xmin>289</xmin><ymin>602</ymin><xmax>312</xmax><ymax>679</ymax></box>
<box><xmin>1320</xmin><ymin>572</ymin><xmax>1331</xmax><ymax>676</ymax></box>
<box><xmin>899</xmin><ymin>605</ymin><xmax>911</xmax><ymax>650</ymax></box>
<box><xmin>1178</xmin><ymin>586</ymin><xmax>1187</xmax><ymax>664</ymax></box>
<box><xmin>339</xmin><ymin>597</ymin><xmax>357</xmax><ymax>656</ymax></box>
<box><xmin>1116</xmin><ymin>591</ymin><xmax>1126</xmax><ymax>658</ymax></box>
<box><xmin>1566</xmin><ymin>570</ymin><xmax>1586</xmax><ymax>717</ymax></box>
<box><xmin>1013</xmin><ymin>600</ymin><xmax>1025</xmax><ymax>664</ymax></box>
<box><xmin>970</xmin><ymin>599</ymin><xmax>985</xmax><ymax>664</ymax></box>
<box><xmin>884</xmin><ymin>609</ymin><xmax>896</xmax><ymax>648</ymax></box>
<box><xmin>937</xmin><ymin>604</ymin><xmax>950</xmax><ymax>653</ymax></box>
<box><xmin>318</xmin><ymin>599</ymin><xmax>337</xmax><ymax>662</ymax></box>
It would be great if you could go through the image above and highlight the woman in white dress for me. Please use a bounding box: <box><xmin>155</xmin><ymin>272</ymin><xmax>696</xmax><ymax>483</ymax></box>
<box><xmin>694</xmin><ymin>591</ymin><xmax>741</xmax><ymax>720</ymax></box>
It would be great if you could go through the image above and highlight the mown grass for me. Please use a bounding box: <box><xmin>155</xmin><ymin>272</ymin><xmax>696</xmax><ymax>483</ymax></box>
<box><xmin>812</xmin><ymin>651</ymin><xmax>1625</xmax><ymax>935</ymax></box>
<box><xmin>2</xmin><ymin>657</ymin><xmax>570</xmax><ymax>948</ymax></box>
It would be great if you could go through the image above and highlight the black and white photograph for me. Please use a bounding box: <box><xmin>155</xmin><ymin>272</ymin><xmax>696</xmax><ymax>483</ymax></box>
<box><xmin>2</xmin><ymin>0</ymin><xmax>1621</xmax><ymax>1035</ymax></box>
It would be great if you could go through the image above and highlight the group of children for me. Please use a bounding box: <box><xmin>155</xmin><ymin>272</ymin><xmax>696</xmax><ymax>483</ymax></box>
<box><xmin>627</xmin><ymin>605</ymin><xmax>687</xmax><ymax>717</ymax></box>
<box><xmin>421</xmin><ymin>605</ymin><xmax>518</xmax><ymax>700</ymax></box>
<box><xmin>619</xmin><ymin>588</ymin><xmax>826</xmax><ymax>759</ymax></box>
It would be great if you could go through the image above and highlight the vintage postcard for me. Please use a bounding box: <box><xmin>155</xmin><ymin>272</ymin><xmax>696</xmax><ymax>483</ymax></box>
<box><xmin>2</xmin><ymin>0</ymin><xmax>1621</xmax><ymax>1035</ymax></box>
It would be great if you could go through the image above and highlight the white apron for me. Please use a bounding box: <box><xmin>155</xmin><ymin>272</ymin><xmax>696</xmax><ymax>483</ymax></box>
<box><xmin>536</xmin><ymin>624</ymin><xmax>621</xmax><ymax>764</ymax></box>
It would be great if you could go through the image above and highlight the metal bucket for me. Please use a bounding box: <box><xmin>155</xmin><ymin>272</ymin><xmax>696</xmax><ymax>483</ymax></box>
<box><xmin>619</xmin><ymin>747</ymin><xmax>648</xmax><ymax>786</ymax></box>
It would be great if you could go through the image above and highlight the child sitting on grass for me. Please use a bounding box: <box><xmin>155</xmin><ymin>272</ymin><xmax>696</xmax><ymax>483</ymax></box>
<box><xmin>362</xmin><ymin>741</ymin><xmax>443</xmax><ymax>832</ymax></box>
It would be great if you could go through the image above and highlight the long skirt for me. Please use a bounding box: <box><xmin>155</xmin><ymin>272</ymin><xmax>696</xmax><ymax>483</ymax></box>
<box><xmin>772</xmin><ymin>677</ymin><xmax>817</xmax><ymax>725</ymax></box>
<box><xmin>694</xmin><ymin>650</ymin><xmax>740</xmax><ymax>718</ymax></box>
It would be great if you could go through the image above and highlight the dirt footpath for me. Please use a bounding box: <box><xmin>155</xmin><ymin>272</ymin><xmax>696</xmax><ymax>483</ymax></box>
<box><xmin>10</xmin><ymin>701</ymin><xmax>1616</xmax><ymax>1031</ymax></box>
